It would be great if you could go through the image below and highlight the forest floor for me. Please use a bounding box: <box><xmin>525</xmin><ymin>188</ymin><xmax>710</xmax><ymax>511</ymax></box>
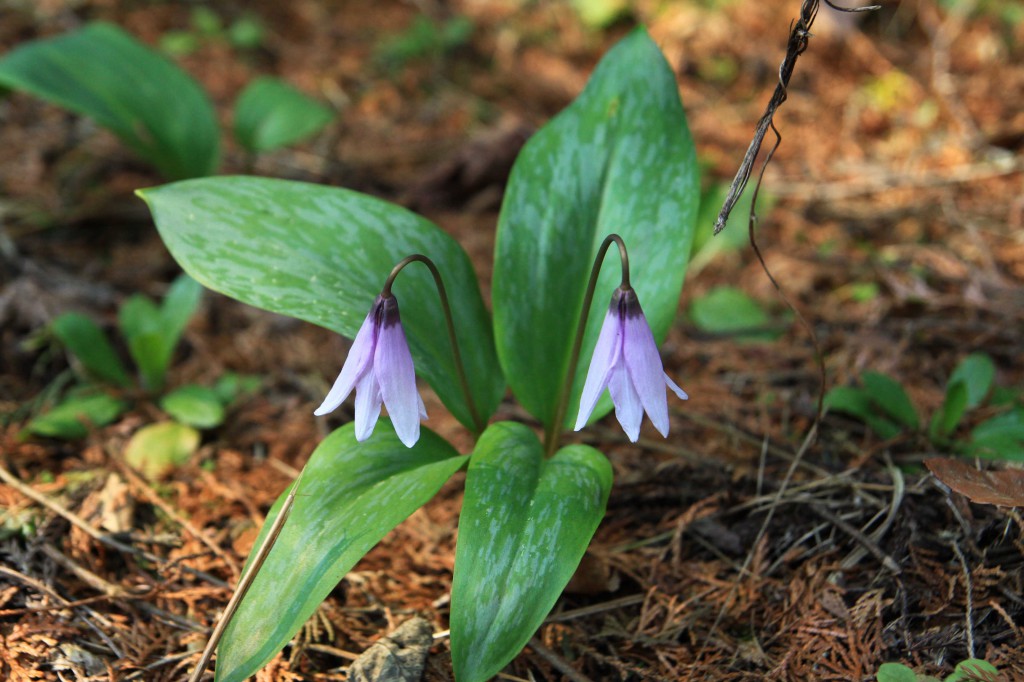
<box><xmin>1</xmin><ymin>0</ymin><xmax>1023</xmax><ymax>680</ymax></box>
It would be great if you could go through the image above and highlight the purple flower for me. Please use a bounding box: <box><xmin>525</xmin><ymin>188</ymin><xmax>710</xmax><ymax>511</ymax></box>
<box><xmin>315</xmin><ymin>294</ymin><xmax>426</xmax><ymax>447</ymax></box>
<box><xmin>574</xmin><ymin>287</ymin><xmax>687</xmax><ymax>442</ymax></box>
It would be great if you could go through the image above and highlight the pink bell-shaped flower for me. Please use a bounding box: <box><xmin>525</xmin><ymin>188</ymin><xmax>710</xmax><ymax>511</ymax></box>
<box><xmin>575</xmin><ymin>286</ymin><xmax>687</xmax><ymax>442</ymax></box>
<box><xmin>315</xmin><ymin>294</ymin><xmax>426</xmax><ymax>447</ymax></box>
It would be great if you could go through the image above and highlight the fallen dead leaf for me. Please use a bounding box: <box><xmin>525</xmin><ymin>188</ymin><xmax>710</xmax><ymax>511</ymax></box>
<box><xmin>925</xmin><ymin>457</ymin><xmax>1024</xmax><ymax>507</ymax></box>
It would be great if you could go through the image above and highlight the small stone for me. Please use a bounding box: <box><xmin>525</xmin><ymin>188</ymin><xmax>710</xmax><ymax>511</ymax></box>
<box><xmin>347</xmin><ymin>617</ymin><xmax>434</xmax><ymax>682</ymax></box>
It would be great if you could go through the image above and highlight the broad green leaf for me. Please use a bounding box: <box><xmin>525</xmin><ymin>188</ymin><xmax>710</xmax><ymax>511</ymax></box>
<box><xmin>160</xmin><ymin>385</ymin><xmax>225</xmax><ymax>428</ymax></box>
<box><xmin>930</xmin><ymin>380</ymin><xmax>968</xmax><ymax>439</ymax></box>
<box><xmin>118</xmin><ymin>274</ymin><xmax>201</xmax><ymax>391</ymax></box>
<box><xmin>948</xmin><ymin>353</ymin><xmax>995</xmax><ymax>410</ymax></box>
<box><xmin>946</xmin><ymin>658</ymin><xmax>999</xmax><ymax>682</ymax></box>
<box><xmin>970</xmin><ymin>409</ymin><xmax>1024</xmax><ymax>461</ymax></box>
<box><xmin>23</xmin><ymin>390</ymin><xmax>127</xmax><ymax>439</ymax></box>
<box><xmin>137</xmin><ymin>176</ymin><xmax>504</xmax><ymax>430</ymax></box>
<box><xmin>493</xmin><ymin>28</ymin><xmax>698</xmax><ymax>429</ymax></box>
<box><xmin>215</xmin><ymin>421</ymin><xmax>466</xmax><ymax>682</ymax></box>
<box><xmin>862</xmin><ymin>372</ymin><xmax>919</xmax><ymax>430</ymax></box>
<box><xmin>688</xmin><ymin>286</ymin><xmax>778</xmax><ymax>342</ymax></box>
<box><xmin>124</xmin><ymin>421</ymin><xmax>200</xmax><ymax>479</ymax></box>
<box><xmin>52</xmin><ymin>312</ymin><xmax>130</xmax><ymax>387</ymax></box>
<box><xmin>876</xmin><ymin>663</ymin><xmax>918</xmax><ymax>682</ymax></box>
<box><xmin>0</xmin><ymin>23</ymin><xmax>218</xmax><ymax>179</ymax></box>
<box><xmin>234</xmin><ymin>77</ymin><xmax>334</xmax><ymax>153</ymax></box>
<box><xmin>451</xmin><ymin>422</ymin><xmax>612</xmax><ymax>682</ymax></box>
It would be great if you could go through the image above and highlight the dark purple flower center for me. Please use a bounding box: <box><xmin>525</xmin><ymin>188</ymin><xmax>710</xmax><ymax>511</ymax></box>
<box><xmin>374</xmin><ymin>293</ymin><xmax>402</xmax><ymax>330</ymax></box>
<box><xmin>613</xmin><ymin>286</ymin><xmax>643</xmax><ymax>320</ymax></box>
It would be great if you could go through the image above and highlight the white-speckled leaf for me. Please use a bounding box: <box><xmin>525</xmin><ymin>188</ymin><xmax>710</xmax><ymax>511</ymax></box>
<box><xmin>450</xmin><ymin>423</ymin><xmax>612</xmax><ymax>682</ymax></box>
<box><xmin>215</xmin><ymin>421</ymin><xmax>466</xmax><ymax>682</ymax></box>
<box><xmin>493</xmin><ymin>28</ymin><xmax>698</xmax><ymax>428</ymax></box>
<box><xmin>137</xmin><ymin>176</ymin><xmax>503</xmax><ymax>429</ymax></box>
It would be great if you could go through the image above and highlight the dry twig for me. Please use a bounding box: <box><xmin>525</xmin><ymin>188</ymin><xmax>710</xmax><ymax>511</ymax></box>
<box><xmin>713</xmin><ymin>0</ymin><xmax>880</xmax><ymax>234</ymax></box>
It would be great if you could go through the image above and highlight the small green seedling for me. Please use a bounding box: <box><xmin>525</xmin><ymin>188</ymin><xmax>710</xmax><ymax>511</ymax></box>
<box><xmin>234</xmin><ymin>77</ymin><xmax>334</xmax><ymax>155</ymax></box>
<box><xmin>0</xmin><ymin>22</ymin><xmax>333</xmax><ymax>180</ymax></box>
<box><xmin>373</xmin><ymin>15</ymin><xmax>474</xmax><ymax>71</ymax></box>
<box><xmin>160</xmin><ymin>6</ymin><xmax>265</xmax><ymax>56</ymax></box>
<box><xmin>825</xmin><ymin>353</ymin><xmax>1023</xmax><ymax>460</ymax></box>
<box><xmin>0</xmin><ymin>22</ymin><xmax>218</xmax><ymax>180</ymax></box>
<box><xmin>688</xmin><ymin>286</ymin><xmax>785</xmax><ymax>343</ymax></box>
<box><xmin>877</xmin><ymin>658</ymin><xmax>1001</xmax><ymax>682</ymax></box>
<box><xmin>24</xmin><ymin>274</ymin><xmax>258</xmax><ymax>477</ymax></box>
<box><xmin>689</xmin><ymin>180</ymin><xmax>776</xmax><ymax>276</ymax></box>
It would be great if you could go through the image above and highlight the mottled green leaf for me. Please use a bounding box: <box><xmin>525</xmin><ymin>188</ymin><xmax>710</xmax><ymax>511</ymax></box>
<box><xmin>493</xmin><ymin>28</ymin><xmax>699</xmax><ymax>429</ymax></box>
<box><xmin>52</xmin><ymin>312</ymin><xmax>130</xmax><ymax>387</ymax></box>
<box><xmin>450</xmin><ymin>422</ymin><xmax>612</xmax><ymax>682</ymax></box>
<box><xmin>0</xmin><ymin>22</ymin><xmax>218</xmax><ymax>179</ymax></box>
<box><xmin>234</xmin><ymin>77</ymin><xmax>333</xmax><ymax>153</ymax></box>
<box><xmin>137</xmin><ymin>176</ymin><xmax>503</xmax><ymax>429</ymax></box>
<box><xmin>215</xmin><ymin>422</ymin><xmax>466</xmax><ymax>682</ymax></box>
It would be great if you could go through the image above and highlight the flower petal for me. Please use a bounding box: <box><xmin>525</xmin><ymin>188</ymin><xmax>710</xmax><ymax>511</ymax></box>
<box><xmin>353</xmin><ymin>368</ymin><xmax>383</xmax><ymax>441</ymax></box>
<box><xmin>665</xmin><ymin>373</ymin><xmax>688</xmax><ymax>401</ymax></box>
<box><xmin>620</xmin><ymin>289</ymin><xmax>671</xmax><ymax>437</ymax></box>
<box><xmin>417</xmin><ymin>392</ymin><xmax>428</xmax><ymax>420</ymax></box>
<box><xmin>574</xmin><ymin>303</ymin><xmax>623</xmax><ymax>431</ymax></box>
<box><xmin>374</xmin><ymin>296</ymin><xmax>422</xmax><ymax>448</ymax></box>
<box><xmin>608</xmin><ymin>364</ymin><xmax>643</xmax><ymax>442</ymax></box>
<box><xmin>314</xmin><ymin>306</ymin><xmax>377</xmax><ymax>416</ymax></box>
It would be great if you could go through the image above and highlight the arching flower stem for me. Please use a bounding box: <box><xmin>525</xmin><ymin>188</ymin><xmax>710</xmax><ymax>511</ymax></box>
<box><xmin>383</xmin><ymin>254</ymin><xmax>485</xmax><ymax>436</ymax></box>
<box><xmin>544</xmin><ymin>234</ymin><xmax>630</xmax><ymax>456</ymax></box>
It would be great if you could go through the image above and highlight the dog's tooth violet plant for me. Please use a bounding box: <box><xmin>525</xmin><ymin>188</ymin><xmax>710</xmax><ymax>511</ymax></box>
<box><xmin>138</xmin><ymin>28</ymin><xmax>699</xmax><ymax>682</ymax></box>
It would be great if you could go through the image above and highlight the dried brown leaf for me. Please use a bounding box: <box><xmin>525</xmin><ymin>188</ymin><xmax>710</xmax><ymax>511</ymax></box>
<box><xmin>926</xmin><ymin>457</ymin><xmax>1024</xmax><ymax>507</ymax></box>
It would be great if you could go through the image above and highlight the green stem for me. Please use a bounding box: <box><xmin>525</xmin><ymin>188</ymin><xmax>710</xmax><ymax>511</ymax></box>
<box><xmin>383</xmin><ymin>254</ymin><xmax>485</xmax><ymax>435</ymax></box>
<box><xmin>543</xmin><ymin>234</ymin><xmax>630</xmax><ymax>456</ymax></box>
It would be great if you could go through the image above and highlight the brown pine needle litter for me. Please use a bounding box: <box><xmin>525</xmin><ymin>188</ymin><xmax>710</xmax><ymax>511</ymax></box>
<box><xmin>2</xmin><ymin>0</ymin><xmax>1024</xmax><ymax>679</ymax></box>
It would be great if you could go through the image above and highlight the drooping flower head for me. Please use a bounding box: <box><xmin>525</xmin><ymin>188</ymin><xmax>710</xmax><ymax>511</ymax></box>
<box><xmin>574</xmin><ymin>286</ymin><xmax>687</xmax><ymax>442</ymax></box>
<box><xmin>315</xmin><ymin>294</ymin><xmax>426</xmax><ymax>447</ymax></box>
